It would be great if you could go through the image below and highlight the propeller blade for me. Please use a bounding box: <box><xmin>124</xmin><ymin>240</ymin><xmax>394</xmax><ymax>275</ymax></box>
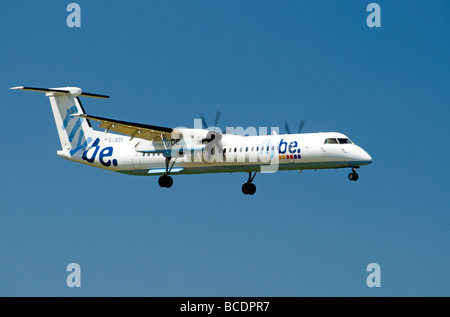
<box><xmin>284</xmin><ymin>122</ymin><xmax>291</xmax><ymax>134</ymax></box>
<box><xmin>214</xmin><ymin>110</ymin><xmax>222</xmax><ymax>132</ymax></box>
<box><xmin>200</xmin><ymin>114</ymin><xmax>208</xmax><ymax>129</ymax></box>
<box><xmin>298</xmin><ymin>120</ymin><xmax>306</xmax><ymax>134</ymax></box>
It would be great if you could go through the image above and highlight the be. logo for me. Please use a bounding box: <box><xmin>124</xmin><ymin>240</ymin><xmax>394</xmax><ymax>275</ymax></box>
<box><xmin>82</xmin><ymin>138</ymin><xmax>118</xmax><ymax>167</ymax></box>
<box><xmin>278</xmin><ymin>139</ymin><xmax>301</xmax><ymax>157</ymax></box>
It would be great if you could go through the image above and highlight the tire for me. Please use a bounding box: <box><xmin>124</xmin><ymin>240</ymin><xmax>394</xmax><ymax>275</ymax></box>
<box><xmin>242</xmin><ymin>183</ymin><xmax>256</xmax><ymax>195</ymax></box>
<box><xmin>242</xmin><ymin>183</ymin><xmax>250</xmax><ymax>195</ymax></box>
<box><xmin>248</xmin><ymin>183</ymin><xmax>256</xmax><ymax>195</ymax></box>
<box><xmin>348</xmin><ymin>172</ymin><xmax>359</xmax><ymax>181</ymax></box>
<box><xmin>158</xmin><ymin>176</ymin><xmax>166</xmax><ymax>187</ymax></box>
<box><xmin>165</xmin><ymin>176</ymin><xmax>173</xmax><ymax>188</ymax></box>
<box><xmin>158</xmin><ymin>175</ymin><xmax>173</xmax><ymax>188</ymax></box>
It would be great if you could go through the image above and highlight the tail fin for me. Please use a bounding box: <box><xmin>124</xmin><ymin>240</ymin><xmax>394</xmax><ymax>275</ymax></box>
<box><xmin>11</xmin><ymin>86</ymin><xmax>109</xmax><ymax>156</ymax></box>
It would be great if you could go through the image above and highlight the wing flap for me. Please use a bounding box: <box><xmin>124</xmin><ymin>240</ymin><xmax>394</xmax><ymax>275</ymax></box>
<box><xmin>75</xmin><ymin>114</ymin><xmax>177</xmax><ymax>141</ymax></box>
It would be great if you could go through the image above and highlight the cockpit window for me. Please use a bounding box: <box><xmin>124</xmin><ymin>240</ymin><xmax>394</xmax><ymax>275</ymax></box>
<box><xmin>338</xmin><ymin>138</ymin><xmax>352</xmax><ymax>144</ymax></box>
<box><xmin>324</xmin><ymin>138</ymin><xmax>338</xmax><ymax>144</ymax></box>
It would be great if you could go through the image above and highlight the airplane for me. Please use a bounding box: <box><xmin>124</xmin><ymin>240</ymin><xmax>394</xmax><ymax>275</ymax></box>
<box><xmin>11</xmin><ymin>86</ymin><xmax>373</xmax><ymax>195</ymax></box>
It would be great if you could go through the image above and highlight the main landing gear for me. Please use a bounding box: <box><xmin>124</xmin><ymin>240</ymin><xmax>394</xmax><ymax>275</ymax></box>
<box><xmin>158</xmin><ymin>175</ymin><xmax>173</xmax><ymax>188</ymax></box>
<box><xmin>348</xmin><ymin>166</ymin><xmax>359</xmax><ymax>181</ymax></box>
<box><xmin>242</xmin><ymin>172</ymin><xmax>257</xmax><ymax>195</ymax></box>
<box><xmin>158</xmin><ymin>157</ymin><xmax>175</xmax><ymax>188</ymax></box>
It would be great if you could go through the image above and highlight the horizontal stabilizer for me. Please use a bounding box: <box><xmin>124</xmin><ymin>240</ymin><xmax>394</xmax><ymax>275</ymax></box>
<box><xmin>79</xmin><ymin>92</ymin><xmax>110</xmax><ymax>98</ymax></box>
<box><xmin>10</xmin><ymin>86</ymin><xmax>109</xmax><ymax>99</ymax></box>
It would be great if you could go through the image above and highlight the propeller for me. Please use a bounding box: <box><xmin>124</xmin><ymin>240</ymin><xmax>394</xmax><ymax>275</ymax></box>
<box><xmin>284</xmin><ymin>119</ymin><xmax>306</xmax><ymax>134</ymax></box>
<box><xmin>201</xmin><ymin>110</ymin><xmax>222</xmax><ymax>132</ymax></box>
<box><xmin>200</xmin><ymin>114</ymin><xmax>208</xmax><ymax>129</ymax></box>
<box><xmin>214</xmin><ymin>110</ymin><xmax>222</xmax><ymax>132</ymax></box>
<box><xmin>200</xmin><ymin>110</ymin><xmax>224</xmax><ymax>162</ymax></box>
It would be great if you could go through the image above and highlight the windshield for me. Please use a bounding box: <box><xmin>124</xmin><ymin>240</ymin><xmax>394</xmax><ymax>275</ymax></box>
<box><xmin>337</xmin><ymin>138</ymin><xmax>352</xmax><ymax>144</ymax></box>
<box><xmin>324</xmin><ymin>138</ymin><xmax>353</xmax><ymax>144</ymax></box>
<box><xmin>324</xmin><ymin>138</ymin><xmax>338</xmax><ymax>144</ymax></box>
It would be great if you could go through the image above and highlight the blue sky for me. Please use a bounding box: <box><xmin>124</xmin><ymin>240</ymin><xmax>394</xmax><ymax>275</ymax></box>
<box><xmin>1</xmin><ymin>1</ymin><xmax>449</xmax><ymax>296</ymax></box>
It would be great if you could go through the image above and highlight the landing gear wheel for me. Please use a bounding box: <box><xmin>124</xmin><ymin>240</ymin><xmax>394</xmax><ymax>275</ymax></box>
<box><xmin>242</xmin><ymin>183</ymin><xmax>250</xmax><ymax>195</ymax></box>
<box><xmin>158</xmin><ymin>157</ymin><xmax>176</xmax><ymax>188</ymax></box>
<box><xmin>242</xmin><ymin>182</ymin><xmax>256</xmax><ymax>195</ymax></box>
<box><xmin>248</xmin><ymin>183</ymin><xmax>256</xmax><ymax>195</ymax></box>
<box><xmin>348</xmin><ymin>172</ymin><xmax>359</xmax><ymax>181</ymax></box>
<box><xmin>165</xmin><ymin>176</ymin><xmax>173</xmax><ymax>188</ymax></box>
<box><xmin>242</xmin><ymin>172</ymin><xmax>257</xmax><ymax>195</ymax></box>
<box><xmin>158</xmin><ymin>175</ymin><xmax>173</xmax><ymax>188</ymax></box>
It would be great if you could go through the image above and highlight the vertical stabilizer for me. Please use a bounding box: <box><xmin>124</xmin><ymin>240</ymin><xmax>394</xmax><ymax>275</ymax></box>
<box><xmin>10</xmin><ymin>86</ymin><xmax>109</xmax><ymax>156</ymax></box>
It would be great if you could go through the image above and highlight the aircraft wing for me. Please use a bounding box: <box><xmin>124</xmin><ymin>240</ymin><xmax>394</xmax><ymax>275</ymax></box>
<box><xmin>75</xmin><ymin>114</ymin><xmax>180</xmax><ymax>141</ymax></box>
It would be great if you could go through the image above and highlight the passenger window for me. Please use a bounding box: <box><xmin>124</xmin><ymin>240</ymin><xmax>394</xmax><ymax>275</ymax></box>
<box><xmin>256</xmin><ymin>147</ymin><xmax>259</xmax><ymax>151</ymax></box>
<box><xmin>234</xmin><ymin>148</ymin><xmax>237</xmax><ymax>152</ymax></box>
<box><xmin>245</xmin><ymin>147</ymin><xmax>248</xmax><ymax>152</ymax></box>
<box><xmin>251</xmin><ymin>147</ymin><xmax>254</xmax><ymax>151</ymax></box>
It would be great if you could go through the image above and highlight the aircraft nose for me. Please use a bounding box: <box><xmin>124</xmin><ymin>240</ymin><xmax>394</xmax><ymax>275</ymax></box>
<box><xmin>364</xmin><ymin>152</ymin><xmax>373</xmax><ymax>164</ymax></box>
<box><xmin>359</xmin><ymin>148</ymin><xmax>373</xmax><ymax>165</ymax></box>
<box><xmin>349</xmin><ymin>146</ymin><xmax>372</xmax><ymax>165</ymax></box>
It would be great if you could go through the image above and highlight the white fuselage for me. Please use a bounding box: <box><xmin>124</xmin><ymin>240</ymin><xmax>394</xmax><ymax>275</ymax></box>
<box><xmin>58</xmin><ymin>129</ymin><xmax>373</xmax><ymax>176</ymax></box>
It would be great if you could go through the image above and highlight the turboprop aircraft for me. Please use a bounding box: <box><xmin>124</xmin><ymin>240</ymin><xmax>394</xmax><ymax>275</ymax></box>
<box><xmin>11</xmin><ymin>86</ymin><xmax>372</xmax><ymax>195</ymax></box>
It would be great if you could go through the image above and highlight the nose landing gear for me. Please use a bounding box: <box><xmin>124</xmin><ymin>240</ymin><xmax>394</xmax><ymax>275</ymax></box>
<box><xmin>242</xmin><ymin>172</ymin><xmax>257</xmax><ymax>195</ymax></box>
<box><xmin>348</xmin><ymin>166</ymin><xmax>359</xmax><ymax>181</ymax></box>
